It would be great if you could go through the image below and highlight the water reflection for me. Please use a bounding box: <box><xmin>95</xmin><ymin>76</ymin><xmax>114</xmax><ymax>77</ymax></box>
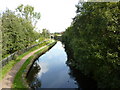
<box><xmin>27</xmin><ymin>42</ymin><xmax>78</xmax><ymax>88</ymax></box>
<box><xmin>37</xmin><ymin>61</ymin><xmax>49</xmax><ymax>78</ymax></box>
<box><xmin>68</xmin><ymin>66</ymin><xmax>97</xmax><ymax>89</ymax></box>
<box><xmin>27</xmin><ymin>62</ymin><xmax>41</xmax><ymax>88</ymax></box>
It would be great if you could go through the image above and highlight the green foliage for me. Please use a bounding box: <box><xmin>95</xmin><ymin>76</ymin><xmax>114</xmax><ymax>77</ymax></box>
<box><xmin>13</xmin><ymin>56</ymin><xmax>33</xmax><ymax>88</ymax></box>
<box><xmin>1</xmin><ymin>5</ymin><xmax>41</xmax><ymax>58</ymax></box>
<box><xmin>13</xmin><ymin>41</ymin><xmax>56</xmax><ymax>88</ymax></box>
<box><xmin>0</xmin><ymin>40</ymin><xmax>50</xmax><ymax>81</ymax></box>
<box><xmin>16</xmin><ymin>4</ymin><xmax>40</xmax><ymax>26</ymax></box>
<box><xmin>62</xmin><ymin>2</ymin><xmax>120</xmax><ymax>88</ymax></box>
<box><xmin>41</xmin><ymin>28</ymin><xmax>50</xmax><ymax>38</ymax></box>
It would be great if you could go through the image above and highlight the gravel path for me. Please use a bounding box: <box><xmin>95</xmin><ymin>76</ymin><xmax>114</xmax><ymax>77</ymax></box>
<box><xmin>0</xmin><ymin>45</ymin><xmax>47</xmax><ymax>89</ymax></box>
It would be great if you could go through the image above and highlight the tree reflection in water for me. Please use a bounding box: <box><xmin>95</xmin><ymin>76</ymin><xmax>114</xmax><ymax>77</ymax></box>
<box><xmin>27</xmin><ymin>61</ymin><xmax>41</xmax><ymax>88</ymax></box>
<box><xmin>26</xmin><ymin>42</ymin><xmax>98</xmax><ymax>89</ymax></box>
<box><xmin>67</xmin><ymin>62</ymin><xmax>97</xmax><ymax>90</ymax></box>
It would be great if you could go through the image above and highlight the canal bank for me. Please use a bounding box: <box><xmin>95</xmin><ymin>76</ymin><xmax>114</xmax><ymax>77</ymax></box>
<box><xmin>26</xmin><ymin>41</ymin><xmax>78</xmax><ymax>88</ymax></box>
<box><xmin>26</xmin><ymin>41</ymin><xmax>97</xmax><ymax>89</ymax></box>
<box><xmin>12</xmin><ymin>40</ymin><xmax>56</xmax><ymax>88</ymax></box>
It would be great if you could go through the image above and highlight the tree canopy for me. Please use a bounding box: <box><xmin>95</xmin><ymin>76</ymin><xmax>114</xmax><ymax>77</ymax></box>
<box><xmin>62</xmin><ymin>2</ymin><xmax>120</xmax><ymax>88</ymax></box>
<box><xmin>1</xmin><ymin>5</ymin><xmax>41</xmax><ymax>58</ymax></box>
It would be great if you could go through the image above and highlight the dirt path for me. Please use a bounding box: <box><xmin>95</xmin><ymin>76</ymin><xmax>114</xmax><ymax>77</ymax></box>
<box><xmin>0</xmin><ymin>45</ymin><xmax>47</xmax><ymax>89</ymax></box>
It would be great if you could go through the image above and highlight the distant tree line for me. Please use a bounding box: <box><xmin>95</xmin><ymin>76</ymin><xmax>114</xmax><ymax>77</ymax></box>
<box><xmin>1</xmin><ymin>4</ymin><xmax>41</xmax><ymax>58</ymax></box>
<box><xmin>41</xmin><ymin>28</ymin><xmax>50</xmax><ymax>38</ymax></box>
<box><xmin>62</xmin><ymin>2</ymin><xmax>120</xmax><ymax>88</ymax></box>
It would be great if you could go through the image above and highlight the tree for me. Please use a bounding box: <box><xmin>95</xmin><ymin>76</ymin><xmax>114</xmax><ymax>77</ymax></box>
<box><xmin>1</xmin><ymin>5</ymin><xmax>41</xmax><ymax>58</ymax></box>
<box><xmin>62</xmin><ymin>2</ymin><xmax>120</xmax><ymax>88</ymax></box>
<box><xmin>16</xmin><ymin>4</ymin><xmax>41</xmax><ymax>26</ymax></box>
<box><xmin>42</xmin><ymin>29</ymin><xmax>50</xmax><ymax>38</ymax></box>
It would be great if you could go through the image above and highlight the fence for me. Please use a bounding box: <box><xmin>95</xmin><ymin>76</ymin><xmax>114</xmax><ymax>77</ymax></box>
<box><xmin>0</xmin><ymin>40</ymin><xmax>49</xmax><ymax>67</ymax></box>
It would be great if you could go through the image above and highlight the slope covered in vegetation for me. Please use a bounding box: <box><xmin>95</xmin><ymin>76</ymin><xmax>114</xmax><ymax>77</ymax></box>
<box><xmin>62</xmin><ymin>2</ymin><xmax>120</xmax><ymax>88</ymax></box>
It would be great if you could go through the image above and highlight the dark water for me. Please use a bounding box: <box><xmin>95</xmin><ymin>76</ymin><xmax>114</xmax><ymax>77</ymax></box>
<box><xmin>26</xmin><ymin>41</ymin><xmax>96</xmax><ymax>89</ymax></box>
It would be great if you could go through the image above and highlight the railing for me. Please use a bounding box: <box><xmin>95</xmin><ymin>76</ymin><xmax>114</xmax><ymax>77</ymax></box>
<box><xmin>0</xmin><ymin>40</ymin><xmax>49</xmax><ymax>67</ymax></box>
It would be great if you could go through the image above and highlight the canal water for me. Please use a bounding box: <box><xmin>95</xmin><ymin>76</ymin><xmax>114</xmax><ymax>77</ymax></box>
<box><xmin>26</xmin><ymin>41</ymin><xmax>96</xmax><ymax>89</ymax></box>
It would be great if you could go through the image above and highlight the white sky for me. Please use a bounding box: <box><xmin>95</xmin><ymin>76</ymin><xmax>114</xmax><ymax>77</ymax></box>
<box><xmin>0</xmin><ymin>0</ymin><xmax>79</xmax><ymax>33</ymax></box>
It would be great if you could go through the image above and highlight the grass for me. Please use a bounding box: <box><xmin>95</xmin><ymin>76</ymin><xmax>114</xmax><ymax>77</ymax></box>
<box><xmin>12</xmin><ymin>41</ymin><xmax>56</xmax><ymax>88</ymax></box>
<box><xmin>1</xmin><ymin>38</ymin><xmax>47</xmax><ymax>60</ymax></box>
<box><xmin>0</xmin><ymin>40</ymin><xmax>51</xmax><ymax>81</ymax></box>
<box><xmin>13</xmin><ymin>56</ymin><xmax>33</xmax><ymax>88</ymax></box>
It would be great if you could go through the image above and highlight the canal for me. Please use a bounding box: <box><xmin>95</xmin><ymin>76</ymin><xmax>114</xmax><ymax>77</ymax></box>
<box><xmin>26</xmin><ymin>41</ymin><xmax>96</xmax><ymax>89</ymax></box>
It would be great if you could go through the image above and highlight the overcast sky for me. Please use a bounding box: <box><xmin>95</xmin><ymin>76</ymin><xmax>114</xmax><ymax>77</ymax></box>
<box><xmin>0</xmin><ymin>0</ymin><xmax>79</xmax><ymax>33</ymax></box>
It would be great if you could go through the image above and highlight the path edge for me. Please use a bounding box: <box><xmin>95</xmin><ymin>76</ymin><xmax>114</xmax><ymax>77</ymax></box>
<box><xmin>13</xmin><ymin>41</ymin><xmax>57</xmax><ymax>88</ymax></box>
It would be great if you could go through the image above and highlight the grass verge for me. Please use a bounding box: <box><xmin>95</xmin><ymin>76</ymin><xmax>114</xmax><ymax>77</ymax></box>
<box><xmin>1</xmin><ymin>37</ymin><xmax>46</xmax><ymax>60</ymax></box>
<box><xmin>0</xmin><ymin>40</ymin><xmax>51</xmax><ymax>81</ymax></box>
<box><xmin>12</xmin><ymin>41</ymin><xmax>56</xmax><ymax>88</ymax></box>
